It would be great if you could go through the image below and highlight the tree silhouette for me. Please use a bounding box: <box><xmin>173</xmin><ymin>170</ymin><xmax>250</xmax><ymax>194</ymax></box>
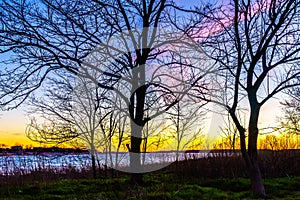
<box><xmin>0</xmin><ymin>0</ymin><xmax>211</xmax><ymax>184</ymax></box>
<box><xmin>194</xmin><ymin>0</ymin><xmax>300</xmax><ymax>197</ymax></box>
<box><xmin>26</xmin><ymin>70</ymin><xmax>109</xmax><ymax>179</ymax></box>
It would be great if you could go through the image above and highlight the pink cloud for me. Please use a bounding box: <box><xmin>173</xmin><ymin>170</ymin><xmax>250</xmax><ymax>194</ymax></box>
<box><xmin>190</xmin><ymin>0</ymin><xmax>272</xmax><ymax>40</ymax></box>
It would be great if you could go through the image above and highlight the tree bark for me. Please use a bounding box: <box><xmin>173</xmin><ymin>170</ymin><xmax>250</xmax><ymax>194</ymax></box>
<box><xmin>230</xmin><ymin>103</ymin><xmax>266</xmax><ymax>197</ymax></box>
<box><xmin>90</xmin><ymin>143</ymin><xmax>97</xmax><ymax>179</ymax></box>
<box><xmin>247</xmin><ymin>101</ymin><xmax>266</xmax><ymax>197</ymax></box>
<box><xmin>129</xmin><ymin>102</ymin><xmax>144</xmax><ymax>185</ymax></box>
<box><xmin>91</xmin><ymin>153</ymin><xmax>97</xmax><ymax>179</ymax></box>
<box><xmin>249</xmin><ymin>158</ymin><xmax>265</xmax><ymax>197</ymax></box>
<box><xmin>129</xmin><ymin>69</ymin><xmax>146</xmax><ymax>185</ymax></box>
<box><xmin>129</xmin><ymin>135</ymin><xmax>143</xmax><ymax>185</ymax></box>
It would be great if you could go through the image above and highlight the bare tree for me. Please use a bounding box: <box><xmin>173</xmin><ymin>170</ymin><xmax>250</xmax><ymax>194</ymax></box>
<box><xmin>167</xmin><ymin>99</ymin><xmax>205</xmax><ymax>162</ymax></box>
<box><xmin>272</xmin><ymin>95</ymin><xmax>300</xmax><ymax>149</ymax></box>
<box><xmin>26</xmin><ymin>70</ymin><xmax>108</xmax><ymax>179</ymax></box>
<box><xmin>278</xmin><ymin>98</ymin><xmax>300</xmax><ymax>135</ymax></box>
<box><xmin>141</xmin><ymin>110</ymin><xmax>170</xmax><ymax>165</ymax></box>
<box><xmin>0</xmin><ymin>0</ymin><xmax>211</xmax><ymax>184</ymax></box>
<box><xmin>218</xmin><ymin>112</ymin><xmax>245</xmax><ymax>151</ymax></box>
<box><xmin>99</xmin><ymin>108</ymin><xmax>128</xmax><ymax>170</ymax></box>
<box><xmin>192</xmin><ymin>0</ymin><xmax>300</xmax><ymax>197</ymax></box>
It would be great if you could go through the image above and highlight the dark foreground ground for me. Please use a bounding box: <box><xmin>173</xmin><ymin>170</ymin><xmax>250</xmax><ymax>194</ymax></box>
<box><xmin>1</xmin><ymin>150</ymin><xmax>300</xmax><ymax>199</ymax></box>
<box><xmin>1</xmin><ymin>173</ymin><xmax>300</xmax><ymax>199</ymax></box>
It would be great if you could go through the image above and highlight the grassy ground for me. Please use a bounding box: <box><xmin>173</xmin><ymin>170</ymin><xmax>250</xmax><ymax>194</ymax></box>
<box><xmin>0</xmin><ymin>172</ymin><xmax>300</xmax><ymax>200</ymax></box>
<box><xmin>1</xmin><ymin>151</ymin><xmax>300</xmax><ymax>200</ymax></box>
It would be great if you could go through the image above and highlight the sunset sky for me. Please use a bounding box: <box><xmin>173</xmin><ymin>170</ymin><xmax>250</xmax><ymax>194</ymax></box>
<box><xmin>0</xmin><ymin>0</ymin><xmax>287</xmax><ymax>148</ymax></box>
<box><xmin>0</xmin><ymin>96</ymin><xmax>284</xmax><ymax>147</ymax></box>
<box><xmin>0</xmin><ymin>107</ymin><xmax>34</xmax><ymax>147</ymax></box>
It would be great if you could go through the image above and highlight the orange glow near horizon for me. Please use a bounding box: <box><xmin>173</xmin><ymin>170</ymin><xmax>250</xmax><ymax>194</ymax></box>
<box><xmin>0</xmin><ymin>107</ymin><xmax>41</xmax><ymax>147</ymax></box>
<box><xmin>0</xmin><ymin>135</ymin><xmax>36</xmax><ymax>147</ymax></box>
<box><xmin>0</xmin><ymin>99</ymin><xmax>284</xmax><ymax>149</ymax></box>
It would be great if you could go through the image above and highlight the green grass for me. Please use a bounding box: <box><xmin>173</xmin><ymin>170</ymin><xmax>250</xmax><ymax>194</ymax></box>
<box><xmin>0</xmin><ymin>174</ymin><xmax>300</xmax><ymax>199</ymax></box>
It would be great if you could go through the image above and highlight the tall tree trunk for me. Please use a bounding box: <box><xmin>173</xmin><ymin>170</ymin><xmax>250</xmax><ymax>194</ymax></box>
<box><xmin>129</xmin><ymin>116</ymin><xmax>144</xmax><ymax>184</ymax></box>
<box><xmin>248</xmin><ymin>112</ymin><xmax>266</xmax><ymax>197</ymax></box>
<box><xmin>89</xmin><ymin>128</ymin><xmax>97</xmax><ymax>179</ymax></box>
<box><xmin>91</xmin><ymin>153</ymin><xmax>97</xmax><ymax>179</ymax></box>
<box><xmin>230</xmin><ymin>105</ymin><xmax>266</xmax><ymax>197</ymax></box>
<box><xmin>249</xmin><ymin>158</ymin><xmax>265</xmax><ymax>197</ymax></box>
<box><xmin>90</xmin><ymin>144</ymin><xmax>97</xmax><ymax>179</ymax></box>
<box><xmin>129</xmin><ymin>72</ymin><xmax>146</xmax><ymax>185</ymax></box>
<box><xmin>130</xmin><ymin>134</ymin><xmax>143</xmax><ymax>185</ymax></box>
<box><xmin>247</xmin><ymin>103</ymin><xmax>266</xmax><ymax>197</ymax></box>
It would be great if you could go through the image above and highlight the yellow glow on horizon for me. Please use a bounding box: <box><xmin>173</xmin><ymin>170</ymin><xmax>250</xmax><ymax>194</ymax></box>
<box><xmin>0</xmin><ymin>107</ymin><xmax>36</xmax><ymax>147</ymax></box>
<box><xmin>0</xmin><ymin>97</ymin><xmax>285</xmax><ymax>149</ymax></box>
<box><xmin>0</xmin><ymin>133</ymin><xmax>39</xmax><ymax>147</ymax></box>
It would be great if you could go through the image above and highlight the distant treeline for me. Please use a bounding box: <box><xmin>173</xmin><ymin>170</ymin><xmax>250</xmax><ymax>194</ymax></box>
<box><xmin>0</xmin><ymin>146</ymin><xmax>89</xmax><ymax>155</ymax></box>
